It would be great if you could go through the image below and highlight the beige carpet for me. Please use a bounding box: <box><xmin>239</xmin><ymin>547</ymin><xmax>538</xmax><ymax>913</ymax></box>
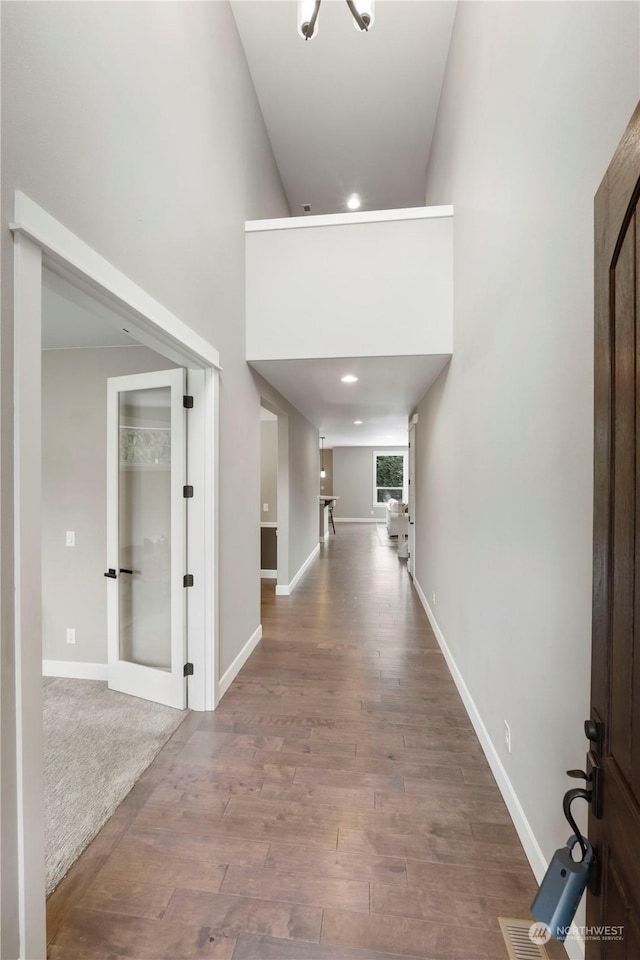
<box><xmin>43</xmin><ymin>677</ymin><xmax>186</xmax><ymax>894</ymax></box>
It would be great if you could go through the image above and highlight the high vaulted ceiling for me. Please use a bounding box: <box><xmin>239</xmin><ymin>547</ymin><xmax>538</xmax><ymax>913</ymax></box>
<box><xmin>44</xmin><ymin>6</ymin><xmax>457</xmax><ymax>448</ymax></box>
<box><xmin>234</xmin><ymin>1</ymin><xmax>457</xmax><ymax>446</ymax></box>
<box><xmin>231</xmin><ymin>0</ymin><xmax>457</xmax><ymax>216</ymax></box>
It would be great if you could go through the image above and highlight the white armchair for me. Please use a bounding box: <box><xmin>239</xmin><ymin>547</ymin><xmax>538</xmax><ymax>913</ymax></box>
<box><xmin>385</xmin><ymin>498</ymin><xmax>407</xmax><ymax>537</ymax></box>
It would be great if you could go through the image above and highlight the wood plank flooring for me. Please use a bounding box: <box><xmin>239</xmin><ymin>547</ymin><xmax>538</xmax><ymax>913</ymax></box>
<box><xmin>47</xmin><ymin>524</ymin><xmax>552</xmax><ymax>960</ymax></box>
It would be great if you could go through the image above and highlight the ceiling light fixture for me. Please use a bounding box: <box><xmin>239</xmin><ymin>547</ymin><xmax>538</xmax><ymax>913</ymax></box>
<box><xmin>341</xmin><ymin>374</ymin><xmax>358</xmax><ymax>383</ymax></box>
<box><xmin>320</xmin><ymin>436</ymin><xmax>326</xmax><ymax>479</ymax></box>
<box><xmin>347</xmin><ymin>195</ymin><xmax>361</xmax><ymax>211</ymax></box>
<box><xmin>297</xmin><ymin>0</ymin><xmax>374</xmax><ymax>40</ymax></box>
<box><xmin>354</xmin><ymin>420</ymin><xmax>363</xmax><ymax>425</ymax></box>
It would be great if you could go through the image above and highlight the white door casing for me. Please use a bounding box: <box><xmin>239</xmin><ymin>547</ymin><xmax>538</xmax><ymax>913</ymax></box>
<box><xmin>408</xmin><ymin>419</ymin><xmax>417</xmax><ymax>577</ymax></box>
<box><xmin>10</xmin><ymin>192</ymin><xmax>220</xmax><ymax>960</ymax></box>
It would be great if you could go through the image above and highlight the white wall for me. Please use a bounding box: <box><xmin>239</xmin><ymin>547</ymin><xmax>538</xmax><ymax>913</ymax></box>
<box><xmin>413</xmin><ymin>0</ymin><xmax>639</xmax><ymax>941</ymax></box>
<box><xmin>333</xmin><ymin>446</ymin><xmax>408</xmax><ymax>521</ymax></box>
<box><xmin>260</xmin><ymin>419</ymin><xmax>278</xmax><ymax>572</ymax></box>
<box><xmin>42</xmin><ymin>346</ymin><xmax>178</xmax><ymax>667</ymax></box>
<box><xmin>320</xmin><ymin>449</ymin><xmax>333</xmax><ymax>497</ymax></box>
<box><xmin>260</xmin><ymin>420</ymin><xmax>278</xmax><ymax>523</ymax></box>
<box><xmin>246</xmin><ymin>213</ymin><xmax>453</xmax><ymax>361</ymax></box>
<box><xmin>256</xmin><ymin>373</ymin><xmax>320</xmax><ymax>588</ymax></box>
<box><xmin>1</xmin><ymin>3</ymin><xmax>290</xmax><ymax>955</ymax></box>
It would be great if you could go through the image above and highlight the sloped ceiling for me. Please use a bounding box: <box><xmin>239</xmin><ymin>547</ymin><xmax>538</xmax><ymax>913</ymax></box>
<box><xmin>232</xmin><ymin>0</ymin><xmax>457</xmax><ymax>215</ymax></box>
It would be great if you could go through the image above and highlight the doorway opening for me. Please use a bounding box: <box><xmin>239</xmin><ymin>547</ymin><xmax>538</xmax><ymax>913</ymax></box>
<box><xmin>11</xmin><ymin>192</ymin><xmax>220</xmax><ymax>959</ymax></box>
<box><xmin>258</xmin><ymin>397</ymin><xmax>291</xmax><ymax>601</ymax></box>
<box><xmin>408</xmin><ymin>415</ymin><xmax>417</xmax><ymax>577</ymax></box>
<box><xmin>41</xmin><ymin>270</ymin><xmax>194</xmax><ymax>893</ymax></box>
<box><xmin>259</xmin><ymin>405</ymin><xmax>278</xmax><ymax>595</ymax></box>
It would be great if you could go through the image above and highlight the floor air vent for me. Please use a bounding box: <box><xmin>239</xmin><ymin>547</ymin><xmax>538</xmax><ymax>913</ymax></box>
<box><xmin>498</xmin><ymin>918</ymin><xmax>550</xmax><ymax>960</ymax></box>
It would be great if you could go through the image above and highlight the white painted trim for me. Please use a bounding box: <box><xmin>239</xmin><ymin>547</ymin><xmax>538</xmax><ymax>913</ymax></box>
<box><xmin>409</xmin><ymin>578</ymin><xmax>593</xmax><ymax>959</ymax></box>
<box><xmin>209</xmin><ymin>368</ymin><xmax>220</xmax><ymax>709</ymax></box>
<box><xmin>261</xmin><ymin>569</ymin><xmax>277</xmax><ymax>579</ymax></box>
<box><xmin>42</xmin><ymin>661</ymin><xmax>108</xmax><ymax>681</ymax></box>
<box><xmin>13</xmin><ymin>233</ymin><xmax>47</xmax><ymax>960</ymax></box>
<box><xmin>409</xmin><ymin>585</ymin><xmax>587</xmax><ymax>954</ymax></box>
<box><xmin>260</xmin><ymin>521</ymin><xmax>278</xmax><ymax>528</ymax></box>
<box><xmin>413</xmin><ymin>575</ymin><xmax>547</xmax><ymax>881</ymax></box>
<box><xmin>186</xmin><ymin>367</ymin><xmax>217</xmax><ymax>712</ymax></box>
<box><xmin>11</xmin><ymin>192</ymin><xmax>221</xmax><ymax>371</ymax></box>
<box><xmin>217</xmin><ymin>625</ymin><xmax>262</xmax><ymax>700</ymax></box>
<box><xmin>373</xmin><ymin>449</ymin><xmax>408</xmax><ymax>507</ymax></box>
<box><xmin>11</xmin><ymin>193</ymin><xmax>221</xmax><ymax>959</ymax></box>
<box><xmin>275</xmin><ymin>543</ymin><xmax>320</xmax><ymax>596</ymax></box>
<box><xmin>334</xmin><ymin>517</ymin><xmax>382</xmax><ymax>523</ymax></box>
<box><xmin>246</xmin><ymin>204</ymin><xmax>453</xmax><ymax>233</ymax></box>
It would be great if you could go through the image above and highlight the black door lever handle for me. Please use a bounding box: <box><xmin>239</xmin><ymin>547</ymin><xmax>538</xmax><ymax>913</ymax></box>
<box><xmin>104</xmin><ymin>568</ymin><xmax>117</xmax><ymax>579</ymax></box>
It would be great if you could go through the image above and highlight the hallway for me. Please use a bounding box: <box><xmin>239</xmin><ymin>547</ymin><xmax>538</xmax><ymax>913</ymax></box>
<box><xmin>47</xmin><ymin>524</ymin><xmax>541</xmax><ymax>960</ymax></box>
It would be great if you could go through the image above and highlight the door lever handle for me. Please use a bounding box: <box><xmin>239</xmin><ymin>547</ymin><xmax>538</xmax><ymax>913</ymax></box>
<box><xmin>119</xmin><ymin>568</ymin><xmax>134</xmax><ymax>575</ymax></box>
<box><xmin>567</xmin><ymin>757</ymin><xmax>602</xmax><ymax>820</ymax></box>
<box><xmin>104</xmin><ymin>568</ymin><xmax>117</xmax><ymax>579</ymax></box>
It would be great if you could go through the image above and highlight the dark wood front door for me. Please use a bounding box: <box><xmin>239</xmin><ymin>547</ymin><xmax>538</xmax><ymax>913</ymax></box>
<box><xmin>588</xmin><ymin>102</ymin><xmax>640</xmax><ymax>958</ymax></box>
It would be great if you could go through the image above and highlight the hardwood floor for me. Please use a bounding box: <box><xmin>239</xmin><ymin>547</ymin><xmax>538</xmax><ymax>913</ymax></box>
<box><xmin>47</xmin><ymin>524</ymin><xmax>550</xmax><ymax>959</ymax></box>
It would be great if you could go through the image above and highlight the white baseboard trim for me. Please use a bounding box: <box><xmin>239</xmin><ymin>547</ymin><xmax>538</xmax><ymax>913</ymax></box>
<box><xmin>260</xmin><ymin>569</ymin><xmax>277</xmax><ymax>578</ymax></box>
<box><xmin>334</xmin><ymin>517</ymin><xmax>383</xmax><ymax>523</ymax></box>
<box><xmin>412</xmin><ymin>578</ymin><xmax>546</xmax><ymax>873</ymax></box>
<box><xmin>42</xmin><ymin>660</ymin><xmax>108</xmax><ymax>681</ymax></box>
<box><xmin>217</xmin><ymin>624</ymin><xmax>262</xmax><ymax>700</ymax></box>
<box><xmin>275</xmin><ymin>543</ymin><xmax>320</xmax><ymax>596</ymax></box>
<box><xmin>413</xmin><ymin>577</ymin><xmax>547</xmax><ymax>883</ymax></box>
<box><xmin>410</xmin><ymin>578</ymin><xmax>588</xmax><ymax>957</ymax></box>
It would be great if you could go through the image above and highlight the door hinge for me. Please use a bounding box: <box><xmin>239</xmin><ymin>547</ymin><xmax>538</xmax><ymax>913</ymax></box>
<box><xmin>183</xmin><ymin>395</ymin><xmax>194</xmax><ymax>409</ymax></box>
<box><xmin>183</xmin><ymin>574</ymin><xmax>194</xmax><ymax>587</ymax></box>
<box><xmin>183</xmin><ymin>485</ymin><xmax>194</xmax><ymax>498</ymax></box>
<box><xmin>183</xmin><ymin>662</ymin><xmax>194</xmax><ymax>677</ymax></box>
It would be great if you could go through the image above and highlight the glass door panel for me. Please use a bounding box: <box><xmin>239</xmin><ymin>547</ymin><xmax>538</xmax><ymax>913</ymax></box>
<box><xmin>118</xmin><ymin>386</ymin><xmax>172</xmax><ymax>670</ymax></box>
<box><xmin>106</xmin><ymin>369</ymin><xmax>186</xmax><ymax>709</ymax></box>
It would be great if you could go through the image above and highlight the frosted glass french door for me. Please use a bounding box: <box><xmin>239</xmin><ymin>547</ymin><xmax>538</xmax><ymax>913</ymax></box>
<box><xmin>106</xmin><ymin>368</ymin><xmax>187</xmax><ymax>709</ymax></box>
<box><xmin>408</xmin><ymin>422</ymin><xmax>416</xmax><ymax>578</ymax></box>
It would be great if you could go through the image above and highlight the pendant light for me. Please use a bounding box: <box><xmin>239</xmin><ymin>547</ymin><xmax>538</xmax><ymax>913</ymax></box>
<box><xmin>320</xmin><ymin>436</ymin><xmax>326</xmax><ymax>479</ymax></box>
<box><xmin>298</xmin><ymin>0</ymin><xmax>374</xmax><ymax>40</ymax></box>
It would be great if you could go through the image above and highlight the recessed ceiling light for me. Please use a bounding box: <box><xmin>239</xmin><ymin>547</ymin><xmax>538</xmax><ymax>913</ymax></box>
<box><xmin>341</xmin><ymin>374</ymin><xmax>358</xmax><ymax>383</ymax></box>
<box><xmin>354</xmin><ymin>420</ymin><xmax>363</xmax><ymax>425</ymax></box>
<box><xmin>347</xmin><ymin>195</ymin><xmax>361</xmax><ymax>211</ymax></box>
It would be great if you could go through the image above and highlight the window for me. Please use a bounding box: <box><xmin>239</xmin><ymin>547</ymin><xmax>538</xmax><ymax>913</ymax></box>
<box><xmin>373</xmin><ymin>450</ymin><xmax>407</xmax><ymax>505</ymax></box>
